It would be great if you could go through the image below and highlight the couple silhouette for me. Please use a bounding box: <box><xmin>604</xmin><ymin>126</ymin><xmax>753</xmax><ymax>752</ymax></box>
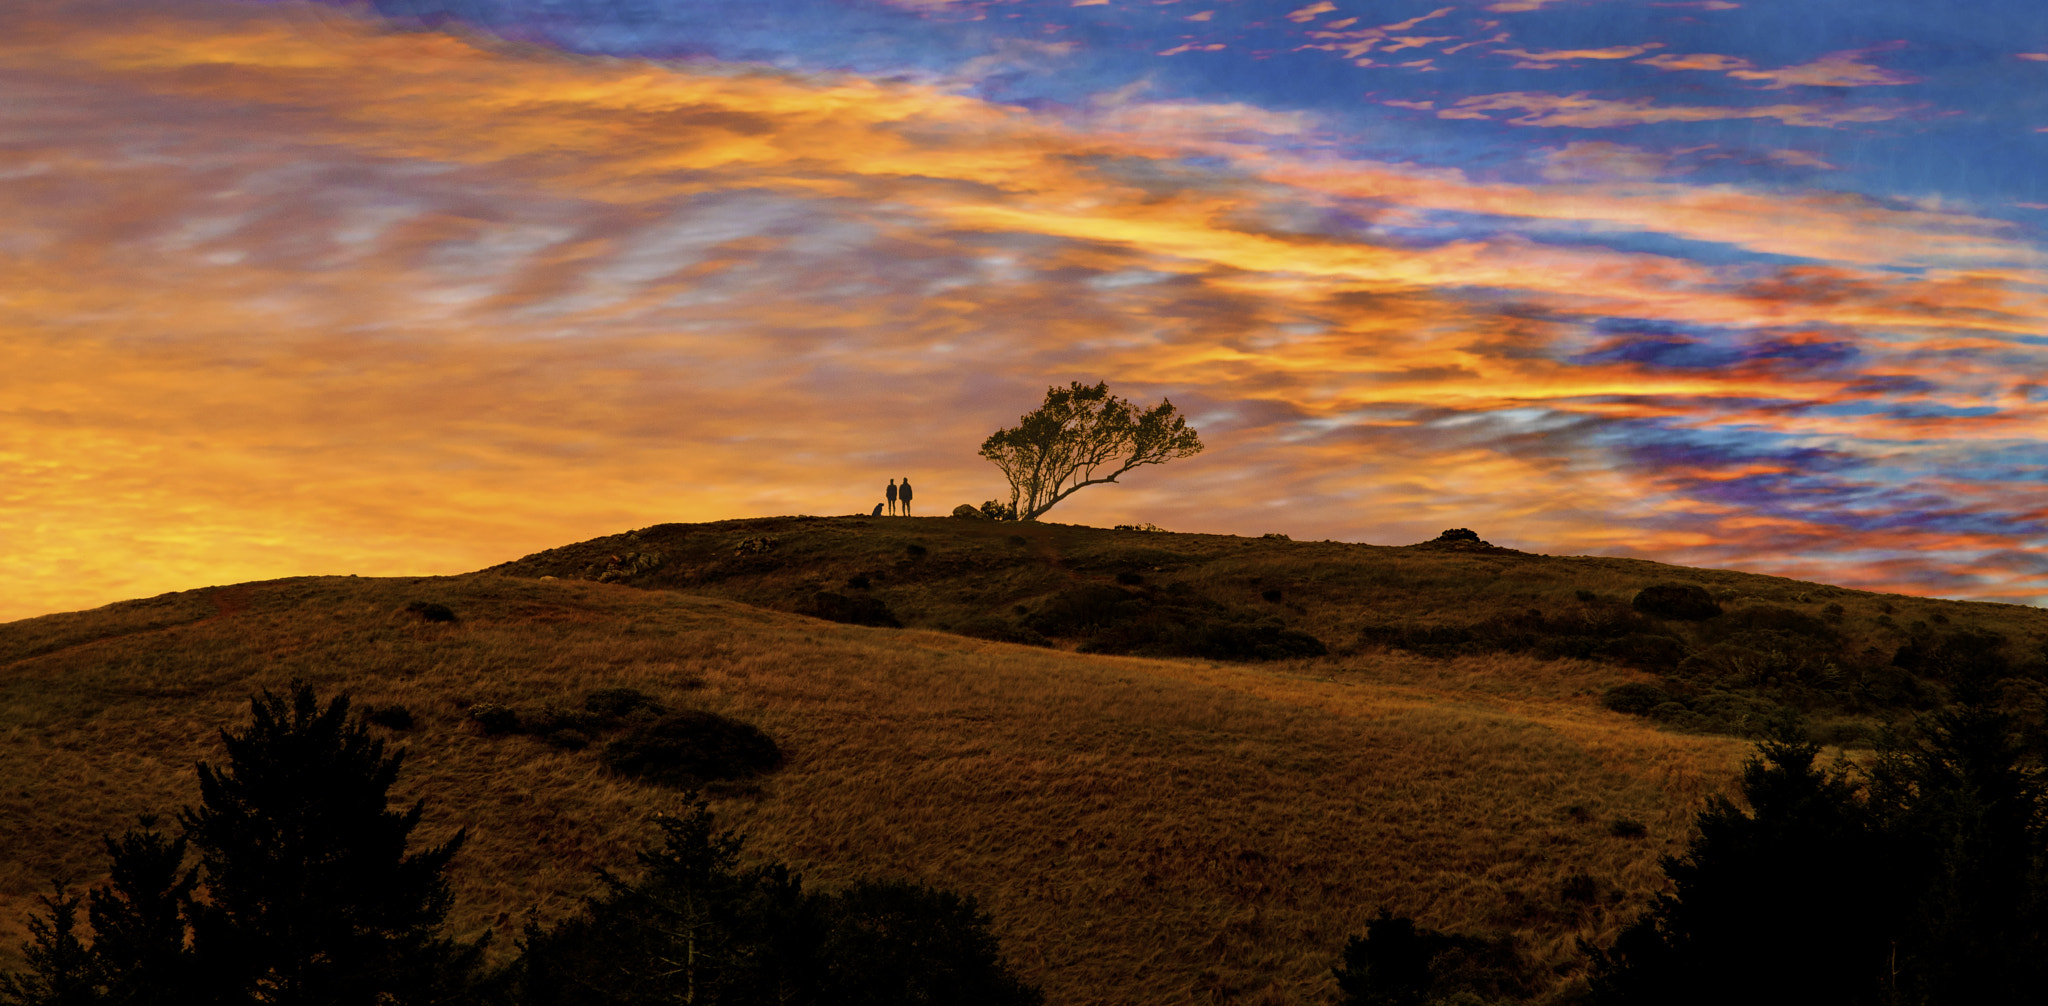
<box><xmin>873</xmin><ymin>477</ymin><xmax>913</xmax><ymax>516</ymax></box>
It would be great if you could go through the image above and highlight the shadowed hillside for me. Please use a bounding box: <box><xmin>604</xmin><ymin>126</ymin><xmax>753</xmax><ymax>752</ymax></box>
<box><xmin>5</xmin><ymin>518</ymin><xmax>2045</xmax><ymax>1002</ymax></box>
<box><xmin>489</xmin><ymin>516</ymin><xmax>2048</xmax><ymax>744</ymax></box>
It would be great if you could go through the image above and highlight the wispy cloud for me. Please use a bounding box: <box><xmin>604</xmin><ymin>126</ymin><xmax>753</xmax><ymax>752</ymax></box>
<box><xmin>1640</xmin><ymin>45</ymin><xmax>1919</xmax><ymax>89</ymax></box>
<box><xmin>1440</xmin><ymin>91</ymin><xmax>1917</xmax><ymax>128</ymax></box>
<box><xmin>1494</xmin><ymin>43</ymin><xmax>1666</xmax><ymax>65</ymax></box>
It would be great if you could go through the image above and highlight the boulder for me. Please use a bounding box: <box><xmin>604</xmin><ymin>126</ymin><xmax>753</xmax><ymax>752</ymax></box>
<box><xmin>952</xmin><ymin>504</ymin><xmax>985</xmax><ymax>519</ymax></box>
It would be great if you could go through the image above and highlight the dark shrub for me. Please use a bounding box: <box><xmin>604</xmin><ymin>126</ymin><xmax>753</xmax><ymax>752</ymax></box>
<box><xmin>1115</xmin><ymin>571</ymin><xmax>1145</xmax><ymax>586</ymax></box>
<box><xmin>1603</xmin><ymin>634</ymin><xmax>1689</xmax><ymax>672</ymax></box>
<box><xmin>1609</xmin><ymin>817</ymin><xmax>1649</xmax><ymax>839</ymax></box>
<box><xmin>584</xmin><ymin>687</ymin><xmax>663</xmax><ymax>720</ymax></box>
<box><xmin>1024</xmin><ymin>585</ymin><xmax>1138</xmax><ymax>637</ymax></box>
<box><xmin>1576</xmin><ymin>589</ymin><xmax>1599</xmax><ymax>602</ymax></box>
<box><xmin>980</xmin><ymin>500</ymin><xmax>1018</xmax><ymax>521</ymax></box>
<box><xmin>1261</xmin><ymin>588</ymin><xmax>1283</xmax><ymax>603</ymax></box>
<box><xmin>952</xmin><ymin>616</ymin><xmax>1050</xmax><ymax>647</ymax></box>
<box><xmin>1438</xmin><ymin>528</ymin><xmax>1481</xmax><ymax>542</ymax></box>
<box><xmin>601</xmin><ymin>711</ymin><xmax>784</xmax><ymax>789</ymax></box>
<box><xmin>362</xmin><ymin>704</ymin><xmax>414</xmax><ymax>730</ymax></box>
<box><xmin>1601</xmin><ymin>683</ymin><xmax>1676</xmax><ymax>716</ymax></box>
<box><xmin>404</xmin><ymin>601</ymin><xmax>457</xmax><ymax>623</ymax></box>
<box><xmin>806</xmin><ymin>591</ymin><xmax>902</xmax><ymax>628</ymax></box>
<box><xmin>904</xmin><ymin>544</ymin><xmax>927</xmax><ymax>559</ymax></box>
<box><xmin>1179</xmin><ymin>620</ymin><xmax>1326</xmax><ymax>662</ymax></box>
<box><xmin>1713</xmin><ymin>604</ymin><xmax>1834</xmax><ymax>642</ymax></box>
<box><xmin>1331</xmin><ymin>909</ymin><xmax>1538</xmax><ymax>1006</ymax></box>
<box><xmin>1632</xmin><ymin>583</ymin><xmax>1722</xmax><ymax>621</ymax></box>
<box><xmin>1893</xmin><ymin>628</ymin><xmax>2008</xmax><ymax>678</ymax></box>
<box><xmin>468</xmin><ymin>703</ymin><xmax>521</xmax><ymax>735</ymax></box>
<box><xmin>845</xmin><ymin>573</ymin><xmax>871</xmax><ymax>590</ymax></box>
<box><xmin>1261</xmin><ymin>532</ymin><xmax>1291</xmax><ymax>541</ymax></box>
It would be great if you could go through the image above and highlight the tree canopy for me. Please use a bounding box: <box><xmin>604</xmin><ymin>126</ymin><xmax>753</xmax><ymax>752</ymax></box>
<box><xmin>978</xmin><ymin>381</ymin><xmax>1203</xmax><ymax>522</ymax></box>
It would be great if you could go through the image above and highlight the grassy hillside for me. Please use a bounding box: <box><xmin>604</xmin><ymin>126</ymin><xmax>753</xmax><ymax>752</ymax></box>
<box><xmin>492</xmin><ymin>515</ymin><xmax>2048</xmax><ymax>742</ymax></box>
<box><xmin>5</xmin><ymin>517</ymin><xmax>2042</xmax><ymax>1002</ymax></box>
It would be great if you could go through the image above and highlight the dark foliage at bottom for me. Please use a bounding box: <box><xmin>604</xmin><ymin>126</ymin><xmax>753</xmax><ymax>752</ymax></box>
<box><xmin>501</xmin><ymin>797</ymin><xmax>1042</xmax><ymax>1006</ymax></box>
<box><xmin>1</xmin><ymin>682</ymin><xmax>484</xmax><ymax>1006</ymax></box>
<box><xmin>1589</xmin><ymin>674</ymin><xmax>2048</xmax><ymax>1006</ymax></box>
<box><xmin>1332</xmin><ymin>909</ymin><xmax>1543</xmax><ymax>1006</ymax></box>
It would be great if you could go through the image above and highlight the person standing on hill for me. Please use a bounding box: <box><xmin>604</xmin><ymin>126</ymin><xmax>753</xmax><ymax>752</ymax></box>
<box><xmin>899</xmin><ymin>477</ymin><xmax>913</xmax><ymax>516</ymax></box>
<box><xmin>886</xmin><ymin>479</ymin><xmax>898</xmax><ymax>516</ymax></box>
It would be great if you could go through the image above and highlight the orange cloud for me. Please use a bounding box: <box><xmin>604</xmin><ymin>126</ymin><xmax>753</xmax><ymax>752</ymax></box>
<box><xmin>1440</xmin><ymin>91</ymin><xmax>1916</xmax><ymax>129</ymax></box>
<box><xmin>1286</xmin><ymin>2</ymin><xmax>1337</xmax><ymax>22</ymax></box>
<box><xmin>1726</xmin><ymin>46</ymin><xmax>1919</xmax><ymax>89</ymax></box>
<box><xmin>1495</xmin><ymin>43</ymin><xmax>1667</xmax><ymax>63</ymax></box>
<box><xmin>1637</xmin><ymin>52</ymin><xmax>1753</xmax><ymax>72</ymax></box>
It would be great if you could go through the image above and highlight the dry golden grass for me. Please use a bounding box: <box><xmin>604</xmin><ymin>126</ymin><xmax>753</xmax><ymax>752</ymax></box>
<box><xmin>0</xmin><ymin>568</ymin><xmax>1754</xmax><ymax>1004</ymax></box>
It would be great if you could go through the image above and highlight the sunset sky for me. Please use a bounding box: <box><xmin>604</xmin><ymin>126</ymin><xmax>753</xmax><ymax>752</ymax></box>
<box><xmin>5</xmin><ymin>0</ymin><xmax>2047</xmax><ymax>621</ymax></box>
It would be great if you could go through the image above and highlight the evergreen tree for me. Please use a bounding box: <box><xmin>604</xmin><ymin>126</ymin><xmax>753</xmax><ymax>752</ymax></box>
<box><xmin>1870</xmin><ymin>674</ymin><xmax>2048</xmax><ymax>1004</ymax></box>
<box><xmin>508</xmin><ymin>795</ymin><xmax>1040</xmax><ymax>1006</ymax></box>
<box><xmin>1589</xmin><ymin>726</ymin><xmax>1893</xmax><ymax>1006</ymax></box>
<box><xmin>179</xmin><ymin>682</ymin><xmax>483</xmax><ymax>1004</ymax></box>
<box><xmin>0</xmin><ymin>885</ymin><xmax>104</xmax><ymax>1006</ymax></box>
<box><xmin>3</xmin><ymin>682</ymin><xmax>483</xmax><ymax>1006</ymax></box>
<box><xmin>87</xmin><ymin>819</ymin><xmax>196</xmax><ymax>1006</ymax></box>
<box><xmin>1593</xmin><ymin>689</ymin><xmax>2048</xmax><ymax>1006</ymax></box>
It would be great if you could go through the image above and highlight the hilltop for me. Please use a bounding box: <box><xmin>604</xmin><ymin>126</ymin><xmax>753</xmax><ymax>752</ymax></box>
<box><xmin>4</xmin><ymin>517</ymin><xmax>2044</xmax><ymax>1003</ymax></box>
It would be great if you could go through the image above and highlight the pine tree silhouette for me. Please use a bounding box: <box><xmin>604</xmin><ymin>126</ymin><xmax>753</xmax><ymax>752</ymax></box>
<box><xmin>87</xmin><ymin>819</ymin><xmax>196</xmax><ymax>1005</ymax></box>
<box><xmin>178</xmin><ymin>682</ymin><xmax>483</xmax><ymax>1004</ymax></box>
<box><xmin>0</xmin><ymin>885</ymin><xmax>103</xmax><ymax>1006</ymax></box>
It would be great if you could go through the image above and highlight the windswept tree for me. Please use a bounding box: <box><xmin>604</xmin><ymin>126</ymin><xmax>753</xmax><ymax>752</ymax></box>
<box><xmin>979</xmin><ymin>381</ymin><xmax>1203</xmax><ymax>522</ymax></box>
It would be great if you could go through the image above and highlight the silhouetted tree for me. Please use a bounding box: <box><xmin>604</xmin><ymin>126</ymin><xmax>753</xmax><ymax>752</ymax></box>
<box><xmin>1</xmin><ymin>683</ymin><xmax>483</xmax><ymax>1006</ymax></box>
<box><xmin>87</xmin><ymin>819</ymin><xmax>196</xmax><ymax>1006</ymax></box>
<box><xmin>1592</xmin><ymin>689</ymin><xmax>2048</xmax><ymax>1006</ymax></box>
<box><xmin>1588</xmin><ymin>725</ymin><xmax>1893</xmax><ymax>1005</ymax></box>
<box><xmin>0</xmin><ymin>886</ymin><xmax>102</xmax><ymax>1006</ymax></box>
<box><xmin>179</xmin><ymin>682</ymin><xmax>483</xmax><ymax>1004</ymax></box>
<box><xmin>1333</xmin><ymin>909</ymin><xmax>1535</xmax><ymax>1006</ymax></box>
<box><xmin>1867</xmin><ymin>673</ymin><xmax>2048</xmax><ymax>1004</ymax></box>
<box><xmin>507</xmin><ymin>795</ymin><xmax>1041</xmax><ymax>1006</ymax></box>
<box><xmin>980</xmin><ymin>381</ymin><xmax>1202</xmax><ymax>521</ymax></box>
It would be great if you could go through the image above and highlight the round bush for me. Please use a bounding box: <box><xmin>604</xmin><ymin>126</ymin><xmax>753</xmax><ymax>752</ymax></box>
<box><xmin>1632</xmin><ymin>583</ymin><xmax>1722</xmax><ymax>621</ymax></box>
<box><xmin>601</xmin><ymin>711</ymin><xmax>784</xmax><ymax>789</ymax></box>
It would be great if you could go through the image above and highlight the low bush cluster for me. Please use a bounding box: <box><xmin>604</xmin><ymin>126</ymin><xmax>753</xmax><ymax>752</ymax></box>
<box><xmin>1025</xmin><ymin>583</ymin><xmax>1326</xmax><ymax>662</ymax></box>
<box><xmin>466</xmin><ymin>687</ymin><xmax>669</xmax><ymax>750</ymax></box>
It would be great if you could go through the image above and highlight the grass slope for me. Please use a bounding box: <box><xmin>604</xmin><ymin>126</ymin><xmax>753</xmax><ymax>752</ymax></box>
<box><xmin>8</xmin><ymin>517</ymin><xmax>2038</xmax><ymax>1002</ymax></box>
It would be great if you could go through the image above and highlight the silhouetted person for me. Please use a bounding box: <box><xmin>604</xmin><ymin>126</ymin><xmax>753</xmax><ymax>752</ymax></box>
<box><xmin>886</xmin><ymin>479</ymin><xmax>898</xmax><ymax>516</ymax></box>
<box><xmin>899</xmin><ymin>477</ymin><xmax>913</xmax><ymax>516</ymax></box>
<box><xmin>871</xmin><ymin>502</ymin><xmax>884</xmax><ymax>516</ymax></box>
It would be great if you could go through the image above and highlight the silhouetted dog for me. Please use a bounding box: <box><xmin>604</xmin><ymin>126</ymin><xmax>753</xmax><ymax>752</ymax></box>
<box><xmin>872</xmin><ymin>503</ymin><xmax>884</xmax><ymax>516</ymax></box>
